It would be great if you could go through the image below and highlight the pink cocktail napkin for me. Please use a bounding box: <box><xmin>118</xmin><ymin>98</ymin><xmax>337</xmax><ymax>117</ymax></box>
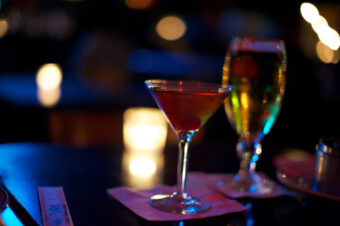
<box><xmin>190</xmin><ymin>172</ymin><xmax>295</xmax><ymax>199</ymax></box>
<box><xmin>107</xmin><ymin>175</ymin><xmax>247</xmax><ymax>221</ymax></box>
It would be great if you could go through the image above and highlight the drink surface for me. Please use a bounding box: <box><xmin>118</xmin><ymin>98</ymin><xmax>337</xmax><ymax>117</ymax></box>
<box><xmin>150</xmin><ymin>89</ymin><xmax>229</xmax><ymax>132</ymax></box>
<box><xmin>222</xmin><ymin>50</ymin><xmax>286</xmax><ymax>139</ymax></box>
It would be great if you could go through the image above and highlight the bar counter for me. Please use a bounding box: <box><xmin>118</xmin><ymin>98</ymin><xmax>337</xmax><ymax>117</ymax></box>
<box><xmin>0</xmin><ymin>142</ymin><xmax>339</xmax><ymax>226</ymax></box>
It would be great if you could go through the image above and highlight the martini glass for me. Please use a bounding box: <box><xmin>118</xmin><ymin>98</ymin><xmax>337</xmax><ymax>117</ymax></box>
<box><xmin>220</xmin><ymin>37</ymin><xmax>287</xmax><ymax>194</ymax></box>
<box><xmin>145</xmin><ymin>79</ymin><xmax>232</xmax><ymax>214</ymax></box>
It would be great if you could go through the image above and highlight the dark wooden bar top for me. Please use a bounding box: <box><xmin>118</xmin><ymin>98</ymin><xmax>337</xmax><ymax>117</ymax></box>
<box><xmin>0</xmin><ymin>142</ymin><xmax>339</xmax><ymax>226</ymax></box>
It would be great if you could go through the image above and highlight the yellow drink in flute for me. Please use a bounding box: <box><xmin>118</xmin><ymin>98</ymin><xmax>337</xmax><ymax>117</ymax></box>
<box><xmin>220</xmin><ymin>37</ymin><xmax>287</xmax><ymax>194</ymax></box>
<box><xmin>222</xmin><ymin>50</ymin><xmax>286</xmax><ymax>141</ymax></box>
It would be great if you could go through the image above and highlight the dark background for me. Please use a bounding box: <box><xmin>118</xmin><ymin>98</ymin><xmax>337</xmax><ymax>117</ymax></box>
<box><xmin>0</xmin><ymin>0</ymin><xmax>340</xmax><ymax>157</ymax></box>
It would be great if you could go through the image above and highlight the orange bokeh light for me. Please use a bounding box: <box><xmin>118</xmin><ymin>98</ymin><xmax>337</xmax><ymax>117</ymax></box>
<box><xmin>0</xmin><ymin>18</ymin><xmax>9</xmax><ymax>38</ymax></box>
<box><xmin>156</xmin><ymin>15</ymin><xmax>186</xmax><ymax>41</ymax></box>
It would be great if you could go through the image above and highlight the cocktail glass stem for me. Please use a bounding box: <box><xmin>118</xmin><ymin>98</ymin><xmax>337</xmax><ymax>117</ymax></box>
<box><xmin>149</xmin><ymin>129</ymin><xmax>210</xmax><ymax>213</ymax></box>
<box><xmin>176</xmin><ymin>131</ymin><xmax>195</xmax><ymax>197</ymax></box>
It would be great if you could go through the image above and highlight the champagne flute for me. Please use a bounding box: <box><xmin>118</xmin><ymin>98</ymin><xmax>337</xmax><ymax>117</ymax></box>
<box><xmin>145</xmin><ymin>79</ymin><xmax>232</xmax><ymax>214</ymax></box>
<box><xmin>221</xmin><ymin>37</ymin><xmax>287</xmax><ymax>194</ymax></box>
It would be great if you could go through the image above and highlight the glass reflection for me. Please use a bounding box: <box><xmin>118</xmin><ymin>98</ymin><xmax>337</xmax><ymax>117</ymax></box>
<box><xmin>122</xmin><ymin>151</ymin><xmax>164</xmax><ymax>189</ymax></box>
<box><xmin>122</xmin><ymin>107</ymin><xmax>167</xmax><ymax>189</ymax></box>
<box><xmin>37</xmin><ymin>87</ymin><xmax>61</xmax><ymax>108</ymax></box>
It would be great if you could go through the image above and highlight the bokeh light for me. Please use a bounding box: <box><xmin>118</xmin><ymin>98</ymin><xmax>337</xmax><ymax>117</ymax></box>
<box><xmin>123</xmin><ymin>107</ymin><xmax>167</xmax><ymax>153</ymax></box>
<box><xmin>316</xmin><ymin>41</ymin><xmax>333</xmax><ymax>63</ymax></box>
<box><xmin>331</xmin><ymin>49</ymin><xmax>340</xmax><ymax>64</ymax></box>
<box><xmin>129</xmin><ymin>157</ymin><xmax>156</xmax><ymax>177</ymax></box>
<box><xmin>317</xmin><ymin>25</ymin><xmax>340</xmax><ymax>50</ymax></box>
<box><xmin>36</xmin><ymin>63</ymin><xmax>63</xmax><ymax>90</ymax></box>
<box><xmin>315</xmin><ymin>41</ymin><xmax>340</xmax><ymax>64</ymax></box>
<box><xmin>46</xmin><ymin>10</ymin><xmax>75</xmax><ymax>40</ymax></box>
<box><xmin>156</xmin><ymin>15</ymin><xmax>186</xmax><ymax>41</ymax></box>
<box><xmin>0</xmin><ymin>18</ymin><xmax>8</xmax><ymax>38</ymax></box>
<box><xmin>300</xmin><ymin>2</ymin><xmax>319</xmax><ymax>24</ymax></box>
<box><xmin>311</xmin><ymin>15</ymin><xmax>328</xmax><ymax>33</ymax></box>
<box><xmin>300</xmin><ymin>2</ymin><xmax>340</xmax><ymax>52</ymax></box>
<box><xmin>125</xmin><ymin>0</ymin><xmax>153</xmax><ymax>9</ymax></box>
<box><xmin>37</xmin><ymin>87</ymin><xmax>61</xmax><ymax>108</ymax></box>
<box><xmin>36</xmin><ymin>63</ymin><xmax>63</xmax><ymax>108</ymax></box>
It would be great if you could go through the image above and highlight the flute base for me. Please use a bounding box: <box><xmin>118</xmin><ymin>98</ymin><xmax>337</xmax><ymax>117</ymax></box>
<box><xmin>218</xmin><ymin>171</ymin><xmax>274</xmax><ymax>195</ymax></box>
<box><xmin>149</xmin><ymin>192</ymin><xmax>210</xmax><ymax>214</ymax></box>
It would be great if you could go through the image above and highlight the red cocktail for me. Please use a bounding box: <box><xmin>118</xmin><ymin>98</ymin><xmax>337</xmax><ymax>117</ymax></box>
<box><xmin>151</xmin><ymin>88</ymin><xmax>229</xmax><ymax>132</ymax></box>
<box><xmin>145</xmin><ymin>79</ymin><xmax>232</xmax><ymax>214</ymax></box>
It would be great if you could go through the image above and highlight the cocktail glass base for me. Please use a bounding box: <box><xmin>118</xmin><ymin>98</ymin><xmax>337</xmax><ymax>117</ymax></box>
<box><xmin>149</xmin><ymin>192</ymin><xmax>210</xmax><ymax>214</ymax></box>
